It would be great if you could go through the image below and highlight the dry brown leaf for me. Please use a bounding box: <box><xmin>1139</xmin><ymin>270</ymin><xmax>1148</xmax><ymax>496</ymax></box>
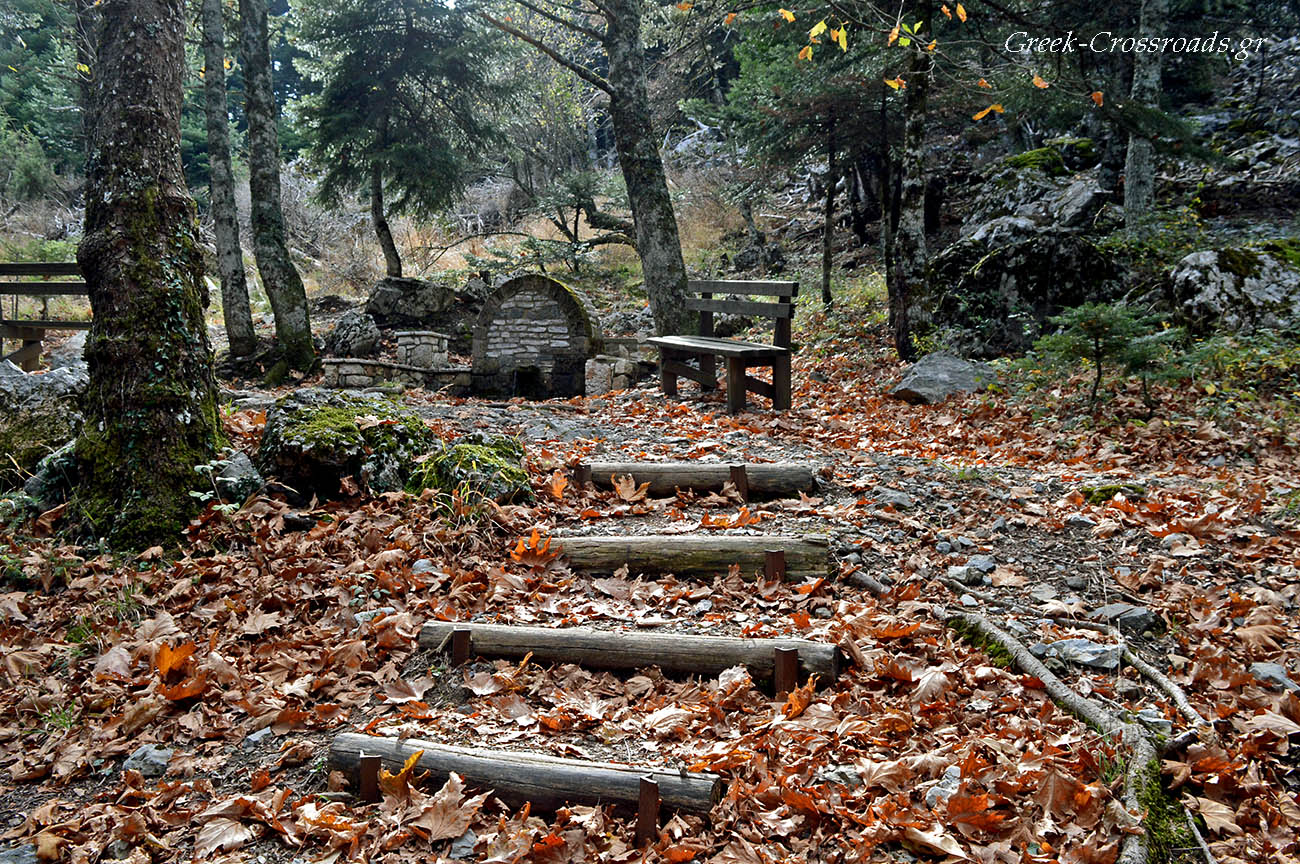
<box><xmin>409</xmin><ymin>772</ymin><xmax>490</xmax><ymax>840</ymax></box>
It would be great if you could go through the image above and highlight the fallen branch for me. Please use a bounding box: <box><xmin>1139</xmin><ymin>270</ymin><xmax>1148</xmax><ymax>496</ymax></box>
<box><xmin>1185</xmin><ymin>807</ymin><xmax>1219</xmax><ymax>864</ymax></box>
<box><xmin>949</xmin><ymin>611</ymin><xmax>1157</xmax><ymax>864</ymax></box>
<box><xmin>1113</xmin><ymin>630</ymin><xmax>1215</xmax><ymax>743</ymax></box>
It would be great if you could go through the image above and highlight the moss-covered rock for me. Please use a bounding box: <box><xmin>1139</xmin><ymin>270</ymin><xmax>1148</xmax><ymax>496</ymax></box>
<box><xmin>255</xmin><ymin>389</ymin><xmax>437</xmax><ymax>499</ymax></box>
<box><xmin>918</xmin><ymin>232</ymin><xmax>1122</xmax><ymax>357</ymax></box>
<box><xmin>1001</xmin><ymin>147</ymin><xmax>1069</xmax><ymax>177</ymax></box>
<box><xmin>1170</xmin><ymin>240</ymin><xmax>1300</xmax><ymax>333</ymax></box>
<box><xmin>406</xmin><ymin>433</ymin><xmax>530</xmax><ymax>503</ymax></box>
<box><xmin>0</xmin><ymin>361</ymin><xmax>86</xmax><ymax>489</ymax></box>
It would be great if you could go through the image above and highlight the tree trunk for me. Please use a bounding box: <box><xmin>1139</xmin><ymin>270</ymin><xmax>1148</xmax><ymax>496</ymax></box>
<box><xmin>75</xmin><ymin>0</ymin><xmax>221</xmax><ymax>547</ymax></box>
<box><xmin>602</xmin><ymin>0</ymin><xmax>692</xmax><ymax>336</ymax></box>
<box><xmin>1123</xmin><ymin>0</ymin><xmax>1167</xmax><ymax>229</ymax></box>
<box><xmin>886</xmin><ymin>7</ymin><xmax>933</xmax><ymax>362</ymax></box>
<box><xmin>201</xmin><ymin>0</ymin><xmax>256</xmax><ymax>357</ymax></box>
<box><xmin>821</xmin><ymin>112</ymin><xmax>836</xmax><ymax>309</ymax></box>
<box><xmin>239</xmin><ymin>0</ymin><xmax>314</xmax><ymax>371</ymax></box>
<box><xmin>371</xmin><ymin>162</ymin><xmax>402</xmax><ymax>277</ymax></box>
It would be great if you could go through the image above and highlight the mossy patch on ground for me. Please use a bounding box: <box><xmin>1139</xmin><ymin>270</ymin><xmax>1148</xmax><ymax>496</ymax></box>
<box><xmin>407</xmin><ymin>434</ymin><xmax>530</xmax><ymax>504</ymax></box>
<box><xmin>1001</xmin><ymin>147</ymin><xmax>1068</xmax><ymax>177</ymax></box>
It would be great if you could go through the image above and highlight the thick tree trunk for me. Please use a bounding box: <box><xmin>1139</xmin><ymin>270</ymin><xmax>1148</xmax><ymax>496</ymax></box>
<box><xmin>239</xmin><ymin>0</ymin><xmax>314</xmax><ymax>371</ymax></box>
<box><xmin>821</xmin><ymin>113</ymin><xmax>836</xmax><ymax>309</ymax></box>
<box><xmin>371</xmin><ymin>162</ymin><xmax>402</xmax><ymax>277</ymax></box>
<box><xmin>75</xmin><ymin>0</ymin><xmax>221</xmax><ymax>547</ymax></box>
<box><xmin>201</xmin><ymin>0</ymin><xmax>256</xmax><ymax>357</ymax></box>
<box><xmin>1123</xmin><ymin>0</ymin><xmax>1166</xmax><ymax>228</ymax></box>
<box><xmin>886</xmin><ymin>8</ymin><xmax>933</xmax><ymax>362</ymax></box>
<box><xmin>603</xmin><ymin>0</ymin><xmax>693</xmax><ymax>336</ymax></box>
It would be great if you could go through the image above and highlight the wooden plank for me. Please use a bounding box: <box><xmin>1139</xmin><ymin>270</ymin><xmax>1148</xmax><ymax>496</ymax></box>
<box><xmin>0</xmin><ymin>320</ymin><xmax>92</xmax><ymax>331</ymax></box>
<box><xmin>418</xmin><ymin>622</ymin><xmax>842</xmax><ymax>682</ymax></box>
<box><xmin>688</xmin><ymin>279</ymin><xmax>798</xmax><ymax>297</ymax></box>
<box><xmin>647</xmin><ymin>335</ymin><xmax>785</xmax><ymax>359</ymax></box>
<box><xmin>580</xmin><ymin>462</ymin><xmax>815</xmax><ymax>498</ymax></box>
<box><xmin>661</xmin><ymin>357</ymin><xmax>715</xmax><ymax>388</ymax></box>
<box><xmin>555</xmin><ymin>533</ymin><xmax>832</xmax><ymax>581</ymax></box>
<box><xmin>0</xmin><ymin>282</ymin><xmax>88</xmax><ymax>295</ymax></box>
<box><xmin>742</xmin><ymin>374</ymin><xmax>776</xmax><ymax>400</ymax></box>
<box><xmin>727</xmin><ymin>357</ymin><xmax>746</xmax><ymax>413</ymax></box>
<box><xmin>0</xmin><ymin>263</ymin><xmax>80</xmax><ymax>277</ymax></box>
<box><xmin>686</xmin><ymin>297</ymin><xmax>794</xmax><ymax>319</ymax></box>
<box><xmin>2</xmin><ymin>340</ymin><xmax>42</xmax><ymax>370</ymax></box>
<box><xmin>329</xmin><ymin>734</ymin><xmax>723</xmax><ymax>813</ymax></box>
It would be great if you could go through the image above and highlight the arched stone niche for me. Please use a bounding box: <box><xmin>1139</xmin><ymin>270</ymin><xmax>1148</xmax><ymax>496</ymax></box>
<box><xmin>471</xmin><ymin>274</ymin><xmax>600</xmax><ymax>398</ymax></box>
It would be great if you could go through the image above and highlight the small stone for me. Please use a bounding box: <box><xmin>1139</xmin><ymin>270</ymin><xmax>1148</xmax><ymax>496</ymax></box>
<box><xmin>694</xmin><ymin>599</ymin><xmax>713</xmax><ymax>614</ymax></box>
<box><xmin>1161</xmin><ymin>533</ymin><xmax>1191</xmax><ymax>550</ymax></box>
<box><xmin>448</xmin><ymin>828</ymin><xmax>478</xmax><ymax>861</ymax></box>
<box><xmin>960</xmin><ymin>593</ymin><xmax>978</xmax><ymax>607</ymax></box>
<box><xmin>1090</xmin><ymin>603</ymin><xmax>1159</xmax><ymax>635</ymax></box>
<box><xmin>872</xmin><ymin>487</ymin><xmax>913</xmax><ymax>510</ymax></box>
<box><xmin>813</xmin><ymin>607</ymin><xmax>833</xmax><ymax>619</ymax></box>
<box><xmin>990</xmin><ymin>516</ymin><xmax>1007</xmax><ymax>532</ymax></box>
<box><xmin>966</xmin><ymin>555</ymin><xmax>997</xmax><ymax>573</ymax></box>
<box><xmin>844</xmin><ymin>552</ymin><xmax>862</xmax><ymax>565</ymax></box>
<box><xmin>947</xmin><ymin>565</ymin><xmax>982</xmax><ymax>586</ymax></box>
<box><xmin>1048</xmin><ymin>638</ymin><xmax>1120</xmax><ymax>671</ymax></box>
<box><xmin>123</xmin><ymin>743</ymin><xmax>173</xmax><ymax>778</ymax></box>
<box><xmin>817</xmin><ymin>765</ymin><xmax>863</xmax><ymax>788</ymax></box>
<box><xmin>1065</xmin><ymin>514</ymin><xmax>1096</xmax><ymax>529</ymax></box>
<box><xmin>0</xmin><ymin>843</ymin><xmax>37</xmax><ymax>864</ymax></box>
<box><xmin>412</xmin><ymin>559</ymin><xmax>436</xmax><ymax>574</ymax></box>
<box><xmin>243</xmin><ymin>727</ymin><xmax>273</xmax><ymax>750</ymax></box>
<box><xmin>925</xmin><ymin>765</ymin><xmax>962</xmax><ymax>808</ymax></box>
<box><xmin>1064</xmin><ymin>574</ymin><xmax>1087</xmax><ymax>590</ymax></box>
<box><xmin>354</xmin><ymin>607</ymin><xmax>397</xmax><ymax>627</ymax></box>
<box><xmin>1249</xmin><ymin>662</ymin><xmax>1300</xmax><ymax>692</ymax></box>
<box><xmin>1136</xmin><ymin>707</ymin><xmax>1173</xmax><ymax>735</ymax></box>
<box><xmin>1029</xmin><ymin>642</ymin><xmax>1049</xmax><ymax>658</ymax></box>
<box><xmin>935</xmin><ymin>541</ymin><xmax>953</xmax><ymax>554</ymax></box>
<box><xmin>1029</xmin><ymin>585</ymin><xmax>1058</xmax><ymax>603</ymax></box>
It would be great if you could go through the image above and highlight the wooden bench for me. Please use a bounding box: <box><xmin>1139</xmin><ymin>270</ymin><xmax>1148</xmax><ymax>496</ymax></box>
<box><xmin>647</xmin><ymin>279</ymin><xmax>797</xmax><ymax>413</ymax></box>
<box><xmin>0</xmin><ymin>263</ymin><xmax>90</xmax><ymax>371</ymax></box>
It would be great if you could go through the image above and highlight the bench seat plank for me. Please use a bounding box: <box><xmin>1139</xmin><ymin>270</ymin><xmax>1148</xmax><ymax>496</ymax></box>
<box><xmin>647</xmin><ymin>335</ymin><xmax>787</xmax><ymax>359</ymax></box>
<box><xmin>0</xmin><ymin>320</ymin><xmax>93</xmax><ymax>332</ymax></box>
<box><xmin>0</xmin><ymin>282</ymin><xmax>89</xmax><ymax>295</ymax></box>
<box><xmin>690</xmin><ymin>279</ymin><xmax>798</xmax><ymax>297</ymax></box>
<box><xmin>686</xmin><ymin>297</ymin><xmax>794</xmax><ymax>318</ymax></box>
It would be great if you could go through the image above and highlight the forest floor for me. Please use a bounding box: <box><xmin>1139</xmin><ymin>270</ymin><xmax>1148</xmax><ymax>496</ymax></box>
<box><xmin>2</xmin><ymin>291</ymin><xmax>1300</xmax><ymax>864</ymax></box>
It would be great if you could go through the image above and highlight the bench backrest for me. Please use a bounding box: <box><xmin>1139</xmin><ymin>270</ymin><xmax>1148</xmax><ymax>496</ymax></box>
<box><xmin>0</xmin><ymin>262</ymin><xmax>89</xmax><ymax>328</ymax></box>
<box><xmin>687</xmin><ymin>280</ymin><xmax>798</xmax><ymax>349</ymax></box>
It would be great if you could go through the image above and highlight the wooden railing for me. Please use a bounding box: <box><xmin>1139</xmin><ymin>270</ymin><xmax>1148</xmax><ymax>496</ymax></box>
<box><xmin>0</xmin><ymin>263</ymin><xmax>90</xmax><ymax>370</ymax></box>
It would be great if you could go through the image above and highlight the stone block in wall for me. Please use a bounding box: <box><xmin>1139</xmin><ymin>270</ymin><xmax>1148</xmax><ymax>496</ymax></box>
<box><xmin>586</xmin><ymin>358</ymin><xmax>613</xmax><ymax>396</ymax></box>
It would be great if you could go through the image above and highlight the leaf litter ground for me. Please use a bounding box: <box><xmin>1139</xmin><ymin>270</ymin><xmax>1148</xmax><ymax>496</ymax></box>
<box><xmin>2</xmin><ymin>329</ymin><xmax>1298</xmax><ymax>864</ymax></box>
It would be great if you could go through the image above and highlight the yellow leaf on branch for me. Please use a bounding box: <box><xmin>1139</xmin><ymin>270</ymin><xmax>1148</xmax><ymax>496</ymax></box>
<box><xmin>779</xmin><ymin>8</ymin><xmax>795</xmax><ymax>21</ymax></box>
<box><xmin>1033</xmin><ymin>73</ymin><xmax>1050</xmax><ymax>88</ymax></box>
<box><xmin>972</xmin><ymin>103</ymin><xmax>1004</xmax><ymax>120</ymax></box>
<box><xmin>884</xmin><ymin>76</ymin><xmax>905</xmax><ymax>90</ymax></box>
<box><xmin>956</xmin><ymin>3</ymin><xmax>967</xmax><ymax>21</ymax></box>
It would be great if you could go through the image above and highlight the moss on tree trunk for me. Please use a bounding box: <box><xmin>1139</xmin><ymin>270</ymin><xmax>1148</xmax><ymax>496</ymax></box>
<box><xmin>75</xmin><ymin>0</ymin><xmax>222</xmax><ymax>548</ymax></box>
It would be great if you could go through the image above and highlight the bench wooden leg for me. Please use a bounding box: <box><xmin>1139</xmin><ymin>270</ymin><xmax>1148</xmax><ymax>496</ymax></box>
<box><xmin>726</xmin><ymin>357</ymin><xmax>746</xmax><ymax>414</ymax></box>
<box><xmin>659</xmin><ymin>350</ymin><xmax>679</xmax><ymax>397</ymax></box>
<box><xmin>772</xmin><ymin>354</ymin><xmax>792</xmax><ymax>410</ymax></box>
<box><xmin>699</xmin><ymin>354</ymin><xmax>717</xmax><ymax>391</ymax></box>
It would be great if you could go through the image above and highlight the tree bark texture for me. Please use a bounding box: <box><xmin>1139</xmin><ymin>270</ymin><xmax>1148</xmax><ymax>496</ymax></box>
<box><xmin>555</xmin><ymin>534</ymin><xmax>832</xmax><ymax>581</ymax></box>
<box><xmin>239</xmin><ymin>0</ymin><xmax>314</xmax><ymax>370</ymax></box>
<box><xmin>887</xmin><ymin>7</ymin><xmax>933</xmax><ymax>362</ymax></box>
<box><xmin>329</xmin><ymin>734</ymin><xmax>723</xmax><ymax>812</ymax></box>
<box><xmin>602</xmin><ymin>0</ymin><xmax>692</xmax><ymax>336</ymax></box>
<box><xmin>821</xmin><ymin>112</ymin><xmax>836</xmax><ymax>309</ymax></box>
<box><xmin>371</xmin><ymin>160</ymin><xmax>403</xmax><ymax>277</ymax></box>
<box><xmin>578</xmin><ymin>461</ymin><xmax>815</xmax><ymax>498</ymax></box>
<box><xmin>418</xmin><ymin>622</ymin><xmax>842</xmax><ymax>682</ymax></box>
<box><xmin>75</xmin><ymin>0</ymin><xmax>221</xmax><ymax>547</ymax></box>
<box><xmin>1123</xmin><ymin>0</ymin><xmax>1167</xmax><ymax>227</ymax></box>
<box><xmin>201</xmin><ymin>0</ymin><xmax>256</xmax><ymax>357</ymax></box>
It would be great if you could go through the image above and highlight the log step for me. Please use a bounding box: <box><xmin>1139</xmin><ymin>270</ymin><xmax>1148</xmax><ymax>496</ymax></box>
<box><xmin>419</xmin><ymin>622</ymin><xmax>841</xmax><ymax>683</ymax></box>
<box><xmin>329</xmin><ymin>733</ymin><xmax>723</xmax><ymax>813</ymax></box>
<box><xmin>576</xmin><ymin>461</ymin><xmax>815</xmax><ymax>499</ymax></box>
<box><xmin>556</xmin><ymin>533</ymin><xmax>832</xmax><ymax>581</ymax></box>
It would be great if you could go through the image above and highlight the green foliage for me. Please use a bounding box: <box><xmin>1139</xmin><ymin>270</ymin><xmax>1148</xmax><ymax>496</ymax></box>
<box><xmin>0</xmin><ymin>116</ymin><xmax>59</xmax><ymax>201</ymax></box>
<box><xmin>295</xmin><ymin>0</ymin><xmax>511</xmax><ymax>221</ymax></box>
<box><xmin>0</xmin><ymin>0</ymin><xmax>83</xmax><ymax>181</ymax></box>
<box><xmin>1033</xmin><ymin>302</ymin><xmax>1186</xmax><ymax>409</ymax></box>
<box><xmin>1001</xmin><ymin>147</ymin><xmax>1067</xmax><ymax>177</ymax></box>
<box><xmin>1097</xmin><ymin>207</ymin><xmax>1208</xmax><ymax>292</ymax></box>
<box><xmin>406</xmin><ymin>434</ymin><xmax>530</xmax><ymax>505</ymax></box>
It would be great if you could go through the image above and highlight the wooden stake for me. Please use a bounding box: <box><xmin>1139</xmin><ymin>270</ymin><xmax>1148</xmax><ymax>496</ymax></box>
<box><xmin>573</xmin><ymin>463</ymin><xmax>592</xmax><ymax>489</ymax></box>
<box><xmin>451</xmin><ymin>628</ymin><xmax>472</xmax><ymax>667</ymax></box>
<box><xmin>636</xmin><ymin>776</ymin><xmax>660</xmax><ymax>847</ymax></box>
<box><xmin>729</xmin><ymin>464</ymin><xmax>750</xmax><ymax>502</ymax></box>
<box><xmin>773</xmin><ymin>647</ymin><xmax>799</xmax><ymax>700</ymax></box>
<box><xmin>764</xmin><ymin>549</ymin><xmax>786</xmax><ymax>582</ymax></box>
<box><xmin>358</xmin><ymin>753</ymin><xmax>381</xmax><ymax>803</ymax></box>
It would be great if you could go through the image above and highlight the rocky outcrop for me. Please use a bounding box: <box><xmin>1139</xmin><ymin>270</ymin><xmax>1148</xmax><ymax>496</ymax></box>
<box><xmin>324</xmin><ymin>309</ymin><xmax>381</xmax><ymax>357</ymax></box>
<box><xmin>890</xmin><ymin>353</ymin><xmax>994</xmax><ymax>405</ymax></box>
<box><xmin>919</xmin><ymin>232</ymin><xmax>1122</xmax><ymax>358</ymax></box>
<box><xmin>1170</xmin><ymin>241</ymin><xmax>1300</xmax><ymax>333</ymax></box>
<box><xmin>0</xmin><ymin>361</ymin><xmax>87</xmax><ymax>488</ymax></box>
<box><xmin>962</xmin><ymin>143</ymin><xmax>1107</xmax><ymax>238</ymax></box>
<box><xmin>364</xmin><ymin>275</ymin><xmax>490</xmax><ymax>354</ymax></box>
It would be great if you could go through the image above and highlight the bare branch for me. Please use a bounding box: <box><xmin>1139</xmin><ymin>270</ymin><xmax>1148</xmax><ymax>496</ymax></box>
<box><xmin>479</xmin><ymin>13</ymin><xmax>611</xmax><ymax>94</ymax></box>
<box><xmin>510</xmin><ymin>0</ymin><xmax>606</xmax><ymax>42</ymax></box>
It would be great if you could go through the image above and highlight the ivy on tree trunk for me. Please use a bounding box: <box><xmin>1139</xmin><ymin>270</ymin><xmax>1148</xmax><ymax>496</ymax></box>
<box><xmin>201</xmin><ymin>0</ymin><xmax>257</xmax><ymax>357</ymax></box>
<box><xmin>75</xmin><ymin>0</ymin><xmax>221</xmax><ymax>547</ymax></box>
<box><xmin>239</xmin><ymin>0</ymin><xmax>315</xmax><ymax>372</ymax></box>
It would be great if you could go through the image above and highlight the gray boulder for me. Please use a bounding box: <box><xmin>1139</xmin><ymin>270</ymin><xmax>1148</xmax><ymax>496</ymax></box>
<box><xmin>214</xmin><ymin>452</ymin><xmax>263</xmax><ymax>502</ymax></box>
<box><xmin>1089</xmin><ymin>602</ymin><xmax>1159</xmax><ymax>635</ymax></box>
<box><xmin>1048</xmin><ymin>638</ymin><xmax>1120</xmax><ymax>671</ymax></box>
<box><xmin>366</xmin><ymin>277</ymin><xmax>454</xmax><ymax>327</ymax></box>
<box><xmin>324</xmin><ymin>309</ymin><xmax>382</xmax><ymax>357</ymax></box>
<box><xmin>0</xmin><ymin>844</ymin><xmax>37</xmax><ymax>864</ymax></box>
<box><xmin>46</xmin><ymin>331</ymin><xmax>88</xmax><ymax>370</ymax></box>
<box><xmin>0</xmin><ymin>360</ymin><xmax>87</xmax><ymax>488</ymax></box>
<box><xmin>123</xmin><ymin>743</ymin><xmax>173</xmax><ymax>778</ymax></box>
<box><xmin>1250</xmin><ymin>662</ymin><xmax>1300</xmax><ymax>692</ymax></box>
<box><xmin>890</xmin><ymin>353</ymin><xmax>994</xmax><ymax>405</ymax></box>
<box><xmin>1170</xmin><ymin>242</ymin><xmax>1300</xmax><ymax>333</ymax></box>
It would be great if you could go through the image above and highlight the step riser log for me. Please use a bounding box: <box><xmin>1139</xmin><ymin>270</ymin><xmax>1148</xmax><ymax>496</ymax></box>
<box><xmin>418</xmin><ymin>622</ymin><xmax>841</xmax><ymax>682</ymax></box>
<box><xmin>557</xmin><ymin>534</ymin><xmax>832</xmax><ymax>581</ymax></box>
<box><xmin>579</xmin><ymin>462</ymin><xmax>814</xmax><ymax>498</ymax></box>
<box><xmin>329</xmin><ymin>734</ymin><xmax>722</xmax><ymax>813</ymax></box>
